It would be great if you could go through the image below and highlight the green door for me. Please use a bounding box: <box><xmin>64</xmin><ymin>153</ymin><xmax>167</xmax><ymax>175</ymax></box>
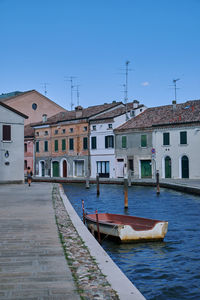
<box><xmin>182</xmin><ymin>156</ymin><xmax>189</xmax><ymax>178</ymax></box>
<box><xmin>53</xmin><ymin>161</ymin><xmax>59</xmax><ymax>177</ymax></box>
<box><xmin>165</xmin><ymin>156</ymin><xmax>171</xmax><ymax>178</ymax></box>
<box><xmin>141</xmin><ymin>160</ymin><xmax>152</xmax><ymax>178</ymax></box>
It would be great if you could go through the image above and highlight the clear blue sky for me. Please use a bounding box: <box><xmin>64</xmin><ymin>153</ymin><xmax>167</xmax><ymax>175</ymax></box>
<box><xmin>1</xmin><ymin>0</ymin><xmax>200</xmax><ymax>110</ymax></box>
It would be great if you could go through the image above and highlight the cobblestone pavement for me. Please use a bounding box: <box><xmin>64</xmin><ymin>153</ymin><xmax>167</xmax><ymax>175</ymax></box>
<box><xmin>0</xmin><ymin>183</ymin><xmax>80</xmax><ymax>300</ymax></box>
<box><xmin>52</xmin><ymin>185</ymin><xmax>119</xmax><ymax>300</ymax></box>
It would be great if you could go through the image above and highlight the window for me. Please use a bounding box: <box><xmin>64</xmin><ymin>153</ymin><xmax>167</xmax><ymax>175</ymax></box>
<box><xmin>141</xmin><ymin>135</ymin><xmax>147</xmax><ymax>147</ymax></box>
<box><xmin>70</xmin><ymin>128</ymin><xmax>73</xmax><ymax>133</ymax></box>
<box><xmin>44</xmin><ymin>141</ymin><xmax>48</xmax><ymax>152</ymax></box>
<box><xmin>36</xmin><ymin>132</ymin><xmax>39</xmax><ymax>136</ymax></box>
<box><xmin>84</xmin><ymin>126</ymin><xmax>87</xmax><ymax>131</ymax></box>
<box><xmin>122</xmin><ymin>136</ymin><xmax>127</xmax><ymax>148</ymax></box>
<box><xmin>163</xmin><ymin>132</ymin><xmax>170</xmax><ymax>145</ymax></box>
<box><xmin>91</xmin><ymin>136</ymin><xmax>97</xmax><ymax>149</ymax></box>
<box><xmin>180</xmin><ymin>131</ymin><xmax>187</xmax><ymax>145</ymax></box>
<box><xmin>54</xmin><ymin>140</ymin><xmax>58</xmax><ymax>152</ymax></box>
<box><xmin>24</xmin><ymin>143</ymin><xmax>27</xmax><ymax>152</ymax></box>
<box><xmin>62</xmin><ymin>139</ymin><xmax>66</xmax><ymax>151</ymax></box>
<box><xmin>108</xmin><ymin>124</ymin><xmax>112</xmax><ymax>129</ymax></box>
<box><xmin>54</xmin><ymin>129</ymin><xmax>58</xmax><ymax>135</ymax></box>
<box><xmin>83</xmin><ymin>137</ymin><xmax>88</xmax><ymax>150</ymax></box>
<box><xmin>32</xmin><ymin>103</ymin><xmax>37</xmax><ymax>110</ymax></box>
<box><xmin>3</xmin><ymin>125</ymin><xmax>11</xmax><ymax>141</ymax></box>
<box><xmin>36</xmin><ymin>141</ymin><xmax>39</xmax><ymax>152</ymax></box>
<box><xmin>69</xmin><ymin>138</ymin><xmax>74</xmax><ymax>150</ymax></box>
<box><xmin>97</xmin><ymin>161</ymin><xmax>110</xmax><ymax>178</ymax></box>
<box><xmin>62</xmin><ymin>129</ymin><xmax>66</xmax><ymax>134</ymax></box>
<box><xmin>128</xmin><ymin>159</ymin><xmax>134</xmax><ymax>171</ymax></box>
<box><xmin>44</xmin><ymin>131</ymin><xmax>48</xmax><ymax>136</ymax></box>
<box><xmin>24</xmin><ymin>160</ymin><xmax>27</xmax><ymax>169</ymax></box>
<box><xmin>131</xmin><ymin>110</ymin><xmax>135</xmax><ymax>117</ymax></box>
<box><xmin>92</xmin><ymin>125</ymin><xmax>96</xmax><ymax>131</ymax></box>
<box><xmin>105</xmin><ymin>135</ymin><xmax>114</xmax><ymax>148</ymax></box>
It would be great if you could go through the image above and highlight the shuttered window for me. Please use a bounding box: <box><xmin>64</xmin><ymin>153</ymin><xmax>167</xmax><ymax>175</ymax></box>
<box><xmin>54</xmin><ymin>140</ymin><xmax>58</xmax><ymax>152</ymax></box>
<box><xmin>44</xmin><ymin>141</ymin><xmax>48</xmax><ymax>152</ymax></box>
<box><xmin>3</xmin><ymin>125</ymin><xmax>11</xmax><ymax>141</ymax></box>
<box><xmin>105</xmin><ymin>135</ymin><xmax>114</xmax><ymax>148</ymax></box>
<box><xmin>91</xmin><ymin>136</ymin><xmax>97</xmax><ymax>149</ymax></box>
<box><xmin>141</xmin><ymin>135</ymin><xmax>147</xmax><ymax>147</ymax></box>
<box><xmin>69</xmin><ymin>138</ymin><xmax>74</xmax><ymax>150</ymax></box>
<box><xmin>163</xmin><ymin>132</ymin><xmax>170</xmax><ymax>145</ymax></box>
<box><xmin>36</xmin><ymin>141</ymin><xmax>39</xmax><ymax>152</ymax></box>
<box><xmin>62</xmin><ymin>139</ymin><xmax>66</xmax><ymax>151</ymax></box>
<box><xmin>83</xmin><ymin>137</ymin><xmax>88</xmax><ymax>150</ymax></box>
<box><xmin>122</xmin><ymin>136</ymin><xmax>127</xmax><ymax>148</ymax></box>
<box><xmin>180</xmin><ymin>131</ymin><xmax>187</xmax><ymax>144</ymax></box>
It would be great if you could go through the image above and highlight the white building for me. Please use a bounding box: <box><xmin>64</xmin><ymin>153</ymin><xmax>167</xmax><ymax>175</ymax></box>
<box><xmin>90</xmin><ymin>101</ymin><xmax>146</xmax><ymax>178</ymax></box>
<box><xmin>0</xmin><ymin>102</ymin><xmax>28</xmax><ymax>183</ymax></box>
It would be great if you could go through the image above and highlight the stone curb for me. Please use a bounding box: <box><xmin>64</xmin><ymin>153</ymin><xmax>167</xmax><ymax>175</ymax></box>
<box><xmin>59</xmin><ymin>184</ymin><xmax>146</xmax><ymax>300</ymax></box>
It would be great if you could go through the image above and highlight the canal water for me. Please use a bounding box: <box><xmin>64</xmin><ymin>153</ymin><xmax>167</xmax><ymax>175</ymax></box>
<box><xmin>63</xmin><ymin>183</ymin><xmax>200</xmax><ymax>300</ymax></box>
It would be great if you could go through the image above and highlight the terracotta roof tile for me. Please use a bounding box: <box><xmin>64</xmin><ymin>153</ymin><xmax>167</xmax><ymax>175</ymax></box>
<box><xmin>115</xmin><ymin>100</ymin><xmax>200</xmax><ymax>132</ymax></box>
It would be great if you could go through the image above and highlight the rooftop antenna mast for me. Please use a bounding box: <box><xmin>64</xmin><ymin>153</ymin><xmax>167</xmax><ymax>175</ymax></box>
<box><xmin>173</xmin><ymin>78</ymin><xmax>180</xmax><ymax>102</ymax></box>
<box><xmin>125</xmin><ymin>61</ymin><xmax>130</xmax><ymax>121</ymax></box>
<box><xmin>41</xmin><ymin>83</ymin><xmax>49</xmax><ymax>96</ymax></box>
<box><xmin>74</xmin><ymin>85</ymin><xmax>80</xmax><ymax>106</ymax></box>
<box><xmin>65</xmin><ymin>76</ymin><xmax>76</xmax><ymax>110</ymax></box>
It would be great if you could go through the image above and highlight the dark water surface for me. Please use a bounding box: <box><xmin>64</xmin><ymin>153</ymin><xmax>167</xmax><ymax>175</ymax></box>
<box><xmin>63</xmin><ymin>183</ymin><xmax>200</xmax><ymax>300</ymax></box>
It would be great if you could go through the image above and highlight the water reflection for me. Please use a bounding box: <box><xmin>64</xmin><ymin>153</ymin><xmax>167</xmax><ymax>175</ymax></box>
<box><xmin>63</xmin><ymin>183</ymin><xmax>200</xmax><ymax>299</ymax></box>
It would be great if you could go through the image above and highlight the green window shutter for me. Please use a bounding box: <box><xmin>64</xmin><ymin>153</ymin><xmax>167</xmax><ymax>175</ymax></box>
<box><xmin>62</xmin><ymin>139</ymin><xmax>66</xmax><ymax>151</ymax></box>
<box><xmin>36</xmin><ymin>141</ymin><xmax>39</xmax><ymax>152</ymax></box>
<box><xmin>44</xmin><ymin>141</ymin><xmax>48</xmax><ymax>152</ymax></box>
<box><xmin>141</xmin><ymin>135</ymin><xmax>147</xmax><ymax>147</ymax></box>
<box><xmin>163</xmin><ymin>133</ymin><xmax>170</xmax><ymax>145</ymax></box>
<box><xmin>83</xmin><ymin>137</ymin><xmax>88</xmax><ymax>150</ymax></box>
<box><xmin>54</xmin><ymin>140</ymin><xmax>58</xmax><ymax>152</ymax></box>
<box><xmin>69</xmin><ymin>138</ymin><xmax>74</xmax><ymax>150</ymax></box>
<box><xmin>122</xmin><ymin>136</ymin><xmax>127</xmax><ymax>148</ymax></box>
<box><xmin>180</xmin><ymin>131</ymin><xmax>187</xmax><ymax>144</ymax></box>
<box><xmin>91</xmin><ymin>136</ymin><xmax>96</xmax><ymax>149</ymax></box>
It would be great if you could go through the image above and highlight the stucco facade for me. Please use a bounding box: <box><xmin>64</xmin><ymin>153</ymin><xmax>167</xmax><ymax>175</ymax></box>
<box><xmin>0</xmin><ymin>103</ymin><xmax>28</xmax><ymax>183</ymax></box>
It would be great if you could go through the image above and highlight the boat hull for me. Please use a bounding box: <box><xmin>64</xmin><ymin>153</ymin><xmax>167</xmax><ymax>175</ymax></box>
<box><xmin>85</xmin><ymin>213</ymin><xmax>168</xmax><ymax>243</ymax></box>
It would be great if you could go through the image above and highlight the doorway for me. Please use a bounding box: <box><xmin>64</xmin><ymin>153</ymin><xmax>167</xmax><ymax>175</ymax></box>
<box><xmin>141</xmin><ymin>160</ymin><xmax>152</xmax><ymax>178</ymax></box>
<box><xmin>165</xmin><ymin>156</ymin><xmax>171</xmax><ymax>178</ymax></box>
<box><xmin>182</xmin><ymin>156</ymin><xmax>189</xmax><ymax>178</ymax></box>
<box><xmin>63</xmin><ymin>160</ymin><xmax>67</xmax><ymax>177</ymax></box>
<box><xmin>53</xmin><ymin>161</ymin><xmax>59</xmax><ymax>177</ymax></box>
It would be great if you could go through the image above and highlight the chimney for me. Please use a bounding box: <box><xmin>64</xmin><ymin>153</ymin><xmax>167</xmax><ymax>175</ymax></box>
<box><xmin>42</xmin><ymin>114</ymin><xmax>47</xmax><ymax>123</ymax></box>
<box><xmin>172</xmin><ymin>100</ymin><xmax>176</xmax><ymax>111</ymax></box>
<box><xmin>75</xmin><ymin>105</ymin><xmax>83</xmax><ymax>118</ymax></box>
<box><xmin>133</xmin><ymin>100</ymin><xmax>139</xmax><ymax>109</ymax></box>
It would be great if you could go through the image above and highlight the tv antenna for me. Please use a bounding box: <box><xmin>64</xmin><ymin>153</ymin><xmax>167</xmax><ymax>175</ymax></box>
<box><xmin>74</xmin><ymin>85</ymin><xmax>80</xmax><ymax>106</ymax></box>
<box><xmin>173</xmin><ymin>78</ymin><xmax>180</xmax><ymax>102</ymax></box>
<box><xmin>41</xmin><ymin>83</ymin><xmax>49</xmax><ymax>96</ymax></box>
<box><xmin>124</xmin><ymin>61</ymin><xmax>130</xmax><ymax>120</ymax></box>
<box><xmin>65</xmin><ymin>76</ymin><xmax>76</xmax><ymax>110</ymax></box>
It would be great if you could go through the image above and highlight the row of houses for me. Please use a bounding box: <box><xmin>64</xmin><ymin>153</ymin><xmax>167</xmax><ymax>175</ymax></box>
<box><xmin>31</xmin><ymin>98</ymin><xmax>200</xmax><ymax>180</ymax></box>
<box><xmin>1</xmin><ymin>89</ymin><xmax>200</xmax><ymax>182</ymax></box>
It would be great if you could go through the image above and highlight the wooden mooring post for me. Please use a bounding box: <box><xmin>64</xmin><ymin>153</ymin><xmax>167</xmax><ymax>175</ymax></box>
<box><xmin>96</xmin><ymin>173</ymin><xmax>100</xmax><ymax>196</ymax></box>
<box><xmin>124</xmin><ymin>178</ymin><xmax>128</xmax><ymax>208</ymax></box>
<box><xmin>156</xmin><ymin>170</ymin><xmax>160</xmax><ymax>195</ymax></box>
<box><xmin>95</xmin><ymin>210</ymin><xmax>101</xmax><ymax>244</ymax></box>
<box><xmin>82</xmin><ymin>199</ymin><xmax>85</xmax><ymax>224</ymax></box>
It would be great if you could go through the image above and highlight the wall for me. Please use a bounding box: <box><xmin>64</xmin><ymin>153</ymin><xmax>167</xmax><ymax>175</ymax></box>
<box><xmin>0</xmin><ymin>105</ymin><xmax>25</xmax><ymax>182</ymax></box>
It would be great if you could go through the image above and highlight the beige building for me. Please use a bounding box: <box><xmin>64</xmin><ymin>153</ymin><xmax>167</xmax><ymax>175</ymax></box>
<box><xmin>0</xmin><ymin>90</ymin><xmax>66</xmax><ymax>125</ymax></box>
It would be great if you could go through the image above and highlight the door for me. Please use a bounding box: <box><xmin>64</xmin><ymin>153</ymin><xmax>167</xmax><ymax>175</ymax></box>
<box><xmin>75</xmin><ymin>161</ymin><xmax>84</xmax><ymax>177</ymax></box>
<box><xmin>165</xmin><ymin>156</ymin><xmax>171</xmax><ymax>178</ymax></box>
<box><xmin>53</xmin><ymin>161</ymin><xmax>59</xmax><ymax>177</ymax></box>
<box><xmin>116</xmin><ymin>159</ymin><xmax>124</xmax><ymax>178</ymax></box>
<box><xmin>182</xmin><ymin>156</ymin><xmax>189</xmax><ymax>178</ymax></box>
<box><xmin>63</xmin><ymin>160</ymin><xmax>67</xmax><ymax>177</ymax></box>
<box><xmin>41</xmin><ymin>161</ymin><xmax>45</xmax><ymax>177</ymax></box>
<box><xmin>141</xmin><ymin>160</ymin><xmax>152</xmax><ymax>178</ymax></box>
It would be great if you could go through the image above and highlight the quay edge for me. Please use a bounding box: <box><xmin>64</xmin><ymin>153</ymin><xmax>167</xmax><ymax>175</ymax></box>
<box><xmin>59</xmin><ymin>184</ymin><xmax>146</xmax><ymax>300</ymax></box>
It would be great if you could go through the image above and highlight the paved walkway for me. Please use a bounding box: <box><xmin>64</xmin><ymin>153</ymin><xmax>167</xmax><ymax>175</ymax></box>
<box><xmin>0</xmin><ymin>182</ymin><xmax>80</xmax><ymax>300</ymax></box>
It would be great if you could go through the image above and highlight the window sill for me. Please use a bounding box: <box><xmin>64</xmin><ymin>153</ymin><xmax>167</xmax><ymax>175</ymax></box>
<box><xmin>2</xmin><ymin>140</ymin><xmax>12</xmax><ymax>143</ymax></box>
<box><xmin>179</xmin><ymin>144</ymin><xmax>188</xmax><ymax>146</ymax></box>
